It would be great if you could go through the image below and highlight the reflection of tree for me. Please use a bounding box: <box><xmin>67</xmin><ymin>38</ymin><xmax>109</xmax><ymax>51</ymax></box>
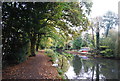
<box><xmin>96</xmin><ymin>64</ymin><xmax>99</xmax><ymax>81</ymax></box>
<box><xmin>72</xmin><ymin>56</ymin><xmax>120</xmax><ymax>80</ymax></box>
<box><xmin>99</xmin><ymin>59</ymin><xmax>118</xmax><ymax>79</ymax></box>
<box><xmin>83</xmin><ymin>60</ymin><xmax>94</xmax><ymax>73</ymax></box>
<box><xmin>117</xmin><ymin>61</ymin><xmax>120</xmax><ymax>80</ymax></box>
<box><xmin>83</xmin><ymin>59</ymin><xmax>98</xmax><ymax>80</ymax></box>
<box><xmin>84</xmin><ymin>63</ymin><xmax>89</xmax><ymax>73</ymax></box>
<box><xmin>72</xmin><ymin>55</ymin><xmax>82</xmax><ymax>75</ymax></box>
<box><xmin>92</xmin><ymin>66</ymin><xmax>95</xmax><ymax>81</ymax></box>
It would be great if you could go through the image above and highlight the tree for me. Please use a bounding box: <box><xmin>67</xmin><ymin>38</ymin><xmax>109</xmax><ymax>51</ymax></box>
<box><xmin>91</xmin><ymin>17</ymin><xmax>102</xmax><ymax>54</ymax></box>
<box><xmin>99</xmin><ymin>29</ymin><xmax>118</xmax><ymax>57</ymax></box>
<box><xmin>72</xmin><ymin>36</ymin><xmax>88</xmax><ymax>49</ymax></box>
<box><xmin>96</xmin><ymin>21</ymin><xmax>100</xmax><ymax>52</ymax></box>
<box><xmin>89</xmin><ymin>22</ymin><xmax>95</xmax><ymax>47</ymax></box>
<box><xmin>2</xmin><ymin>2</ymin><xmax>92</xmax><ymax>64</ymax></box>
<box><xmin>102</xmin><ymin>11</ymin><xmax>118</xmax><ymax>37</ymax></box>
<box><xmin>2</xmin><ymin>2</ymin><xmax>32</xmax><ymax>63</ymax></box>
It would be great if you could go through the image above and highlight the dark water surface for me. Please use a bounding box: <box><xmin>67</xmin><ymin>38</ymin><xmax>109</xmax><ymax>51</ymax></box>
<box><xmin>65</xmin><ymin>55</ymin><xmax>120</xmax><ymax>80</ymax></box>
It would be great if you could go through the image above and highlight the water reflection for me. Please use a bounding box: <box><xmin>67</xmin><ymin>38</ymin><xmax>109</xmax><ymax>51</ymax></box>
<box><xmin>65</xmin><ymin>55</ymin><xmax>120</xmax><ymax>80</ymax></box>
<box><xmin>73</xmin><ymin>55</ymin><xmax>82</xmax><ymax>75</ymax></box>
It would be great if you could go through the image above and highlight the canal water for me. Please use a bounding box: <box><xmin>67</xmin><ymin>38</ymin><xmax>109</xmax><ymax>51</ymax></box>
<box><xmin>64</xmin><ymin>55</ymin><xmax>120</xmax><ymax>81</ymax></box>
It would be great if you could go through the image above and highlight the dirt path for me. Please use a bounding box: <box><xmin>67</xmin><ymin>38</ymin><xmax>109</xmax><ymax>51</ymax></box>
<box><xmin>2</xmin><ymin>50</ymin><xmax>59</xmax><ymax>79</ymax></box>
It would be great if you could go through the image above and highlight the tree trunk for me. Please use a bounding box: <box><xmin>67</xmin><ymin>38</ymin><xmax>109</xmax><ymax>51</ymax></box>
<box><xmin>96</xmin><ymin>22</ymin><xmax>100</xmax><ymax>55</ymax></box>
<box><xmin>30</xmin><ymin>34</ymin><xmax>36</xmax><ymax>56</ymax></box>
<box><xmin>91</xmin><ymin>27</ymin><xmax>95</xmax><ymax>47</ymax></box>
<box><xmin>105</xmin><ymin>24</ymin><xmax>110</xmax><ymax>37</ymax></box>
<box><xmin>61</xmin><ymin>56</ymin><xmax>64</xmax><ymax>69</ymax></box>
<box><xmin>96</xmin><ymin>64</ymin><xmax>99</xmax><ymax>81</ymax></box>
<box><xmin>36</xmin><ymin>34</ymin><xmax>41</xmax><ymax>51</ymax></box>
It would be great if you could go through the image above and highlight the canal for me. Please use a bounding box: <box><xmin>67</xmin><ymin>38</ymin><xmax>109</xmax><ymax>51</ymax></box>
<box><xmin>64</xmin><ymin>55</ymin><xmax>120</xmax><ymax>81</ymax></box>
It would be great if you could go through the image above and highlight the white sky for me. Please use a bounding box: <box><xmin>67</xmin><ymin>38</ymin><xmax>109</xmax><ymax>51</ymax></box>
<box><xmin>81</xmin><ymin>0</ymin><xmax>119</xmax><ymax>36</ymax></box>
<box><xmin>90</xmin><ymin>0</ymin><xmax>120</xmax><ymax>18</ymax></box>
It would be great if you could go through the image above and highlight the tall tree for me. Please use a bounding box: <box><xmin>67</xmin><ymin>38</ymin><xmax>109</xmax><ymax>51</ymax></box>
<box><xmin>92</xmin><ymin>16</ymin><xmax>102</xmax><ymax>54</ymax></box>
<box><xmin>89</xmin><ymin>22</ymin><xmax>95</xmax><ymax>47</ymax></box>
<box><xmin>102</xmin><ymin>11</ymin><xmax>118</xmax><ymax>37</ymax></box>
<box><xmin>2</xmin><ymin>2</ymin><xmax>92</xmax><ymax>63</ymax></box>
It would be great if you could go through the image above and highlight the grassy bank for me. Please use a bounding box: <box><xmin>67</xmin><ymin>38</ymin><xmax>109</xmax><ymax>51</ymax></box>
<box><xmin>44</xmin><ymin>49</ymin><xmax>73</xmax><ymax>79</ymax></box>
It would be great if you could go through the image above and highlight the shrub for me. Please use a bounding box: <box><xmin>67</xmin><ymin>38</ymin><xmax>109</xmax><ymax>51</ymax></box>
<box><xmin>57</xmin><ymin>55</ymin><xmax>70</xmax><ymax>73</ymax></box>
<box><xmin>100</xmin><ymin>49</ymin><xmax>113</xmax><ymax>57</ymax></box>
<box><xmin>45</xmin><ymin>49</ymin><xmax>54</xmax><ymax>55</ymax></box>
<box><xmin>45</xmin><ymin>49</ymin><xmax>56</xmax><ymax>63</ymax></box>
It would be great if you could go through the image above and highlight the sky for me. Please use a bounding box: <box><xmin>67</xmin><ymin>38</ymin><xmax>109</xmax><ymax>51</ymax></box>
<box><xmin>90</xmin><ymin>0</ymin><xmax>120</xmax><ymax>18</ymax></box>
<box><xmin>81</xmin><ymin>0</ymin><xmax>120</xmax><ymax>36</ymax></box>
